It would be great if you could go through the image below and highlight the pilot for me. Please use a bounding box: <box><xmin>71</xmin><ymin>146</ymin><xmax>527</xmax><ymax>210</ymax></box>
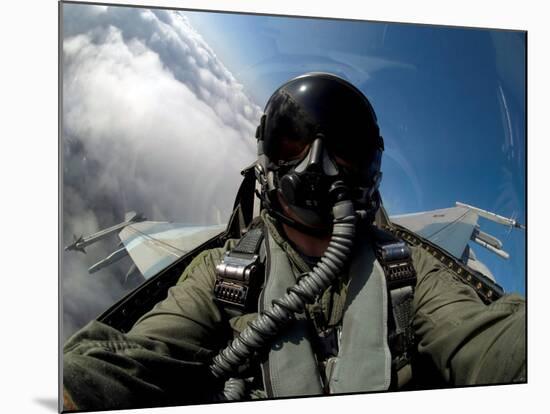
<box><xmin>63</xmin><ymin>73</ymin><xmax>526</xmax><ymax>411</ymax></box>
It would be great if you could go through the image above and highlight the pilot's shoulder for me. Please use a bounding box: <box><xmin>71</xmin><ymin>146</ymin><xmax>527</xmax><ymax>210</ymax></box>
<box><xmin>375</xmin><ymin>224</ymin><xmax>445</xmax><ymax>280</ymax></box>
<box><xmin>408</xmin><ymin>243</ymin><xmax>442</xmax><ymax>275</ymax></box>
<box><xmin>176</xmin><ymin>238</ymin><xmax>238</xmax><ymax>285</ymax></box>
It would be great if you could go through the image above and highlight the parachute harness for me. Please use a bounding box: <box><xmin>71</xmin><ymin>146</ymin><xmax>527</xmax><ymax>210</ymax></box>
<box><xmin>210</xmin><ymin>189</ymin><xmax>357</xmax><ymax>400</ymax></box>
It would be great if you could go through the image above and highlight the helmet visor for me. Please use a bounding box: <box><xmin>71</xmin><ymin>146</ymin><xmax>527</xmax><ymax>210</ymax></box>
<box><xmin>262</xmin><ymin>86</ymin><xmax>382</xmax><ymax>176</ymax></box>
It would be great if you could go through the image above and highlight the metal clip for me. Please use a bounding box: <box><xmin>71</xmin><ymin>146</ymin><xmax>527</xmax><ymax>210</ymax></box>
<box><xmin>216</xmin><ymin>253</ymin><xmax>259</xmax><ymax>281</ymax></box>
<box><xmin>375</xmin><ymin>241</ymin><xmax>416</xmax><ymax>290</ymax></box>
<box><xmin>214</xmin><ymin>253</ymin><xmax>261</xmax><ymax>309</ymax></box>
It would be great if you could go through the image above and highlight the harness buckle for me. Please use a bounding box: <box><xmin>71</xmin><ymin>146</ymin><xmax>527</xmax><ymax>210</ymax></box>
<box><xmin>376</xmin><ymin>241</ymin><xmax>417</xmax><ymax>289</ymax></box>
<box><xmin>215</xmin><ymin>253</ymin><xmax>261</xmax><ymax>310</ymax></box>
<box><xmin>214</xmin><ymin>227</ymin><xmax>265</xmax><ymax>312</ymax></box>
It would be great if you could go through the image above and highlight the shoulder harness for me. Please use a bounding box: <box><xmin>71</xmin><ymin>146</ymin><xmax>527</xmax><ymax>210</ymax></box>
<box><xmin>382</xmin><ymin>222</ymin><xmax>504</xmax><ymax>304</ymax></box>
<box><xmin>212</xmin><ymin>215</ymin><xmax>504</xmax><ymax>386</ymax></box>
<box><xmin>213</xmin><ymin>222</ymin><xmax>418</xmax><ymax>378</ymax></box>
<box><xmin>213</xmin><ymin>226</ymin><xmax>265</xmax><ymax>318</ymax></box>
<box><xmin>370</xmin><ymin>226</ymin><xmax>417</xmax><ymax>378</ymax></box>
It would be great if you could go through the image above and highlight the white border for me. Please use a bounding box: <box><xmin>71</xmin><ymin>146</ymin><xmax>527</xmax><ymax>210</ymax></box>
<box><xmin>1</xmin><ymin>0</ymin><xmax>546</xmax><ymax>413</ymax></box>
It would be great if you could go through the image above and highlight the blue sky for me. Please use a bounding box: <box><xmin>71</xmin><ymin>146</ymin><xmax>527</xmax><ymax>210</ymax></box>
<box><xmin>185</xmin><ymin>11</ymin><xmax>526</xmax><ymax>294</ymax></box>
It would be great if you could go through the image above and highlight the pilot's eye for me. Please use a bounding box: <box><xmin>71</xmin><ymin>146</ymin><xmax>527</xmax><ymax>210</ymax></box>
<box><xmin>276</xmin><ymin>136</ymin><xmax>310</xmax><ymax>161</ymax></box>
<box><xmin>334</xmin><ymin>155</ymin><xmax>360</xmax><ymax>174</ymax></box>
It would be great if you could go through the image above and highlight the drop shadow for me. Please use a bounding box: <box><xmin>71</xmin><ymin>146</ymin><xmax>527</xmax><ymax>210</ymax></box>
<box><xmin>33</xmin><ymin>397</ymin><xmax>58</xmax><ymax>412</ymax></box>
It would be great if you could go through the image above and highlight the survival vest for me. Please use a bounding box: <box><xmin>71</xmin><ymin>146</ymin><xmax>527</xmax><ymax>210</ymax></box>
<box><xmin>213</xmin><ymin>212</ymin><xmax>417</xmax><ymax>393</ymax></box>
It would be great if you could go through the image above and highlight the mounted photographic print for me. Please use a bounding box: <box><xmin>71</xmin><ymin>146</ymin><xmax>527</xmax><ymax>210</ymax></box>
<box><xmin>60</xmin><ymin>1</ymin><xmax>526</xmax><ymax>412</ymax></box>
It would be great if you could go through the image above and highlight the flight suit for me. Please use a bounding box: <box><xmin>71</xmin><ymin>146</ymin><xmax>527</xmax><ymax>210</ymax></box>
<box><xmin>63</xmin><ymin>212</ymin><xmax>526</xmax><ymax>411</ymax></box>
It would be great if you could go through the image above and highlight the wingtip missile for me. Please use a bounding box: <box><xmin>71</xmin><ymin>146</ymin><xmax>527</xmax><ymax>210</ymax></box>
<box><xmin>65</xmin><ymin>212</ymin><xmax>147</xmax><ymax>254</ymax></box>
<box><xmin>456</xmin><ymin>201</ymin><xmax>526</xmax><ymax>230</ymax></box>
<box><xmin>65</xmin><ymin>235</ymin><xmax>86</xmax><ymax>253</ymax></box>
<box><xmin>124</xmin><ymin>211</ymin><xmax>146</xmax><ymax>223</ymax></box>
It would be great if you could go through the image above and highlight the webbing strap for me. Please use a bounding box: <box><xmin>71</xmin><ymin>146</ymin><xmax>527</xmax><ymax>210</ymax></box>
<box><xmin>388</xmin><ymin>287</ymin><xmax>415</xmax><ymax>371</ymax></box>
<box><xmin>372</xmin><ymin>227</ymin><xmax>417</xmax><ymax>376</ymax></box>
<box><xmin>232</xmin><ymin>227</ymin><xmax>264</xmax><ymax>256</ymax></box>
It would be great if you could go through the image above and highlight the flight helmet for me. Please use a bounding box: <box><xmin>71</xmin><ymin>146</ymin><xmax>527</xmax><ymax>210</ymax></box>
<box><xmin>254</xmin><ymin>72</ymin><xmax>384</xmax><ymax>233</ymax></box>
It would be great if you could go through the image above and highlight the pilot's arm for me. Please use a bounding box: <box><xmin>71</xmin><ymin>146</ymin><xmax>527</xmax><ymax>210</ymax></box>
<box><xmin>63</xmin><ymin>245</ymin><xmax>231</xmax><ymax>411</ymax></box>
<box><xmin>410</xmin><ymin>245</ymin><xmax>526</xmax><ymax>385</ymax></box>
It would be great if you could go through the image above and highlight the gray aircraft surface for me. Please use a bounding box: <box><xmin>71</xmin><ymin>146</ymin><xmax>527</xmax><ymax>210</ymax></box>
<box><xmin>65</xmin><ymin>211</ymin><xmax>146</xmax><ymax>253</ymax></box>
<box><xmin>68</xmin><ymin>202</ymin><xmax>522</xmax><ymax>283</ymax></box>
<box><xmin>64</xmin><ymin>169</ymin><xmax>525</xmax><ymax>332</ymax></box>
<box><xmin>66</xmin><ymin>218</ymin><xmax>225</xmax><ymax>280</ymax></box>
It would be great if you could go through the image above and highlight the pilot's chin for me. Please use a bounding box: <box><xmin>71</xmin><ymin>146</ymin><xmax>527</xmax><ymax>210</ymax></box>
<box><xmin>276</xmin><ymin>191</ymin><xmax>332</xmax><ymax>231</ymax></box>
<box><xmin>287</xmin><ymin>203</ymin><xmax>332</xmax><ymax>229</ymax></box>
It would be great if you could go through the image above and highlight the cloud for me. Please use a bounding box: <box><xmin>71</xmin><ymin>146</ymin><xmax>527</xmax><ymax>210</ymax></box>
<box><xmin>62</xmin><ymin>4</ymin><xmax>262</xmax><ymax>339</ymax></box>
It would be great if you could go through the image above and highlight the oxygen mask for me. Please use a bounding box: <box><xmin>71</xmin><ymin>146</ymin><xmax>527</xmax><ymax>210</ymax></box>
<box><xmin>266</xmin><ymin>130</ymin><xmax>381</xmax><ymax>233</ymax></box>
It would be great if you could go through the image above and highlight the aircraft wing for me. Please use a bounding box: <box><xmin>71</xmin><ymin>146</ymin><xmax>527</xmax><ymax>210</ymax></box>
<box><xmin>74</xmin><ymin>201</ymin><xmax>523</xmax><ymax>286</ymax></box>
<box><xmin>389</xmin><ymin>202</ymin><xmax>524</xmax><ymax>282</ymax></box>
<box><xmin>118</xmin><ymin>222</ymin><xmax>226</xmax><ymax>279</ymax></box>
<box><xmin>390</xmin><ymin>204</ymin><xmax>479</xmax><ymax>260</ymax></box>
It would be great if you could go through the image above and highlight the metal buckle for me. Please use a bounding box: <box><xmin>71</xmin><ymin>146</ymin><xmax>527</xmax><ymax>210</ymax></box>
<box><xmin>214</xmin><ymin>253</ymin><xmax>261</xmax><ymax>309</ymax></box>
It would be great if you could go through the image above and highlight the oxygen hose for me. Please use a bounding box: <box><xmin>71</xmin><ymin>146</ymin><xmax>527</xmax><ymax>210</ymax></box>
<box><xmin>209</xmin><ymin>185</ymin><xmax>358</xmax><ymax>400</ymax></box>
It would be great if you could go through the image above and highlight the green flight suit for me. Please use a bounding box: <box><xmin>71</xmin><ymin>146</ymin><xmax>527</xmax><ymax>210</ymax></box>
<box><xmin>62</xmin><ymin>212</ymin><xmax>525</xmax><ymax>411</ymax></box>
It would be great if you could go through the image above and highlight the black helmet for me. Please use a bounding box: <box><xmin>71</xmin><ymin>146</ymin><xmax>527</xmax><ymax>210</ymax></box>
<box><xmin>255</xmin><ymin>72</ymin><xmax>384</xmax><ymax>233</ymax></box>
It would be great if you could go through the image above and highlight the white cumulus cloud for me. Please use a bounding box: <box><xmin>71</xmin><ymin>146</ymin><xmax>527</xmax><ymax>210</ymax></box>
<box><xmin>62</xmin><ymin>3</ymin><xmax>262</xmax><ymax>339</ymax></box>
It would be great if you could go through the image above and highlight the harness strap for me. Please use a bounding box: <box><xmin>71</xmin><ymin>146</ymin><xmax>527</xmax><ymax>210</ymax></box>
<box><xmin>371</xmin><ymin>228</ymin><xmax>417</xmax><ymax>377</ymax></box>
<box><xmin>216</xmin><ymin>220</ymin><xmax>419</xmax><ymax>378</ymax></box>
<box><xmin>384</xmin><ymin>223</ymin><xmax>504</xmax><ymax>303</ymax></box>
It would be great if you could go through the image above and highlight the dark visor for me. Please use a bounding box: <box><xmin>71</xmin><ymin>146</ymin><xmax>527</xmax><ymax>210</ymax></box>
<box><xmin>262</xmin><ymin>92</ymin><xmax>382</xmax><ymax>168</ymax></box>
